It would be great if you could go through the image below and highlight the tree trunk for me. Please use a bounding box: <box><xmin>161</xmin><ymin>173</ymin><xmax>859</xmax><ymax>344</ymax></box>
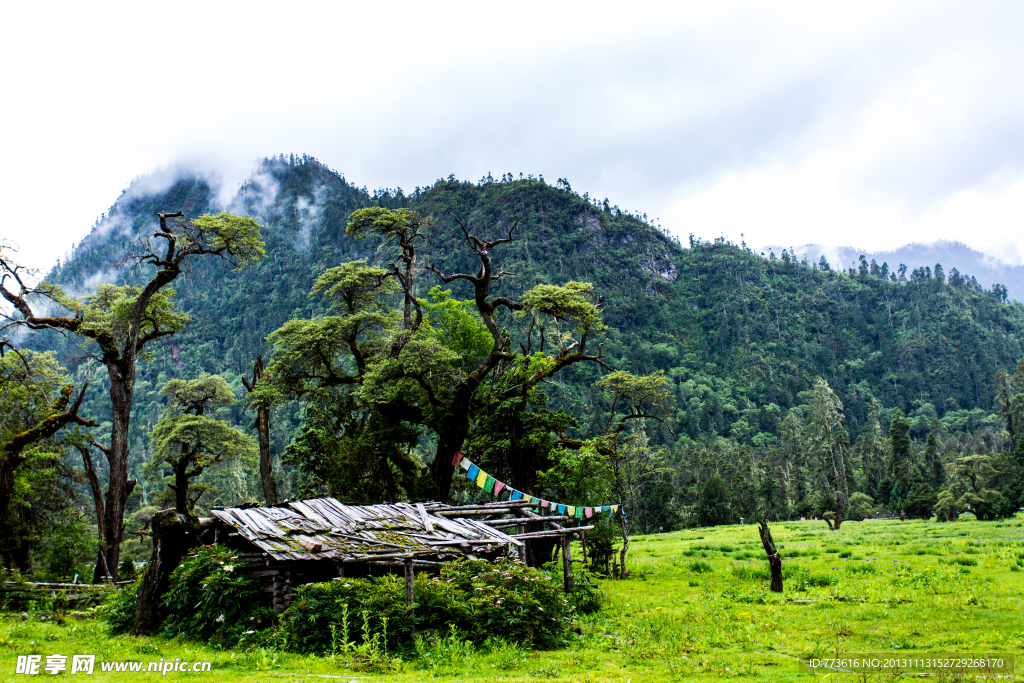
<box><xmin>618</xmin><ymin>516</ymin><xmax>630</xmax><ymax>579</ymax></box>
<box><xmin>430</xmin><ymin>387</ymin><xmax>474</xmax><ymax>502</ymax></box>
<box><xmin>244</xmin><ymin>356</ymin><xmax>278</xmax><ymax>506</ymax></box>
<box><xmin>133</xmin><ymin>510</ymin><xmax>199</xmax><ymax>635</ymax></box>
<box><xmin>97</xmin><ymin>359</ymin><xmax>135</xmax><ymax>584</ymax></box>
<box><xmin>76</xmin><ymin>444</ymin><xmax>106</xmax><ymax>550</ymax></box>
<box><xmin>255</xmin><ymin>400</ymin><xmax>277</xmax><ymax>505</ymax></box>
<box><xmin>174</xmin><ymin>458</ymin><xmax>190</xmax><ymax>515</ymax></box>
<box><xmin>757</xmin><ymin>520</ymin><xmax>783</xmax><ymax>592</ymax></box>
<box><xmin>0</xmin><ymin>454</ymin><xmax>20</xmax><ymax>525</ymax></box>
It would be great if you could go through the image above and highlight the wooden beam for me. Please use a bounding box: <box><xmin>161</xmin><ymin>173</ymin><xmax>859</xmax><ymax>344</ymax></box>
<box><xmin>485</xmin><ymin>515</ymin><xmax>569</xmax><ymax>527</ymax></box>
<box><xmin>561</xmin><ymin>535</ymin><xmax>573</xmax><ymax>593</ymax></box>
<box><xmin>415</xmin><ymin>503</ymin><xmax>434</xmax><ymax>533</ymax></box>
<box><xmin>434</xmin><ymin>507</ymin><xmax>521</xmax><ymax>517</ymax></box>
<box><xmin>521</xmin><ymin>506</ymin><xmax>568</xmax><ymax>531</ymax></box>
<box><xmin>404</xmin><ymin>558</ymin><xmax>415</xmax><ymax>612</ymax></box>
<box><xmin>426</xmin><ymin>500</ymin><xmax>536</xmax><ymax>511</ymax></box>
<box><xmin>511</xmin><ymin>525</ymin><xmax>594</xmax><ymax>540</ymax></box>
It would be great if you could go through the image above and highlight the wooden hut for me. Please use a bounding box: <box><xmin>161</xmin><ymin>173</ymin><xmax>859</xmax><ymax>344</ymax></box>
<box><xmin>199</xmin><ymin>497</ymin><xmax>590</xmax><ymax>611</ymax></box>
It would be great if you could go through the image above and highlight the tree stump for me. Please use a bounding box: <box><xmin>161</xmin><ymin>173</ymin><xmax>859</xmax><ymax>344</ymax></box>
<box><xmin>757</xmin><ymin>520</ymin><xmax>783</xmax><ymax>593</ymax></box>
<box><xmin>133</xmin><ymin>510</ymin><xmax>199</xmax><ymax>635</ymax></box>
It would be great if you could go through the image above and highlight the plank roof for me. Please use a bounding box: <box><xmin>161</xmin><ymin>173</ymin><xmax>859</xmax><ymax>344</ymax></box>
<box><xmin>210</xmin><ymin>498</ymin><xmax>523</xmax><ymax>562</ymax></box>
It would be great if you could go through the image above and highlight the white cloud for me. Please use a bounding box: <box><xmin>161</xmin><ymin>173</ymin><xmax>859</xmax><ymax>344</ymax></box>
<box><xmin>3</xmin><ymin>1</ymin><xmax>1024</xmax><ymax>269</ymax></box>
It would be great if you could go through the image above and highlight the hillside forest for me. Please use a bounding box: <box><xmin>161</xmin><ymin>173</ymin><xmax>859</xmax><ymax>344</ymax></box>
<box><xmin>3</xmin><ymin>155</ymin><xmax>1024</xmax><ymax>582</ymax></box>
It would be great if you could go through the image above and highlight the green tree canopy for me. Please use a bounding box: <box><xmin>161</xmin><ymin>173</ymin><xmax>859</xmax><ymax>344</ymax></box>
<box><xmin>147</xmin><ymin>375</ymin><xmax>257</xmax><ymax>515</ymax></box>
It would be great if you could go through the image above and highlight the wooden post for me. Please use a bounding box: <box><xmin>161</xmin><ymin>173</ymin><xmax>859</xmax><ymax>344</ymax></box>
<box><xmin>517</xmin><ymin>524</ymin><xmax>527</xmax><ymax>563</ymax></box>
<box><xmin>404</xmin><ymin>558</ymin><xmax>414</xmax><ymax>613</ymax></box>
<box><xmin>561</xmin><ymin>535</ymin><xmax>573</xmax><ymax>593</ymax></box>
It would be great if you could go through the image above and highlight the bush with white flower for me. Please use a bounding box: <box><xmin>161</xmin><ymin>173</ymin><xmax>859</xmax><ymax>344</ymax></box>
<box><xmin>160</xmin><ymin>544</ymin><xmax>271</xmax><ymax>646</ymax></box>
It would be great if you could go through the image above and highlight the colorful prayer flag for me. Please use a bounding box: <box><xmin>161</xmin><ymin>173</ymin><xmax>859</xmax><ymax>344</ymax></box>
<box><xmin>493</xmin><ymin>481</ymin><xmax>505</xmax><ymax>496</ymax></box>
<box><xmin>585</xmin><ymin>507</ymin><xmax>593</xmax><ymax>518</ymax></box>
<box><xmin>459</xmin><ymin>457</ymin><xmax>472</xmax><ymax>471</ymax></box>
<box><xmin>540</xmin><ymin>500</ymin><xmax>549</xmax><ymax>508</ymax></box>
<box><xmin>575</xmin><ymin>507</ymin><xmax>584</xmax><ymax>519</ymax></box>
<box><xmin>566</xmin><ymin>506</ymin><xmax>576</xmax><ymax>517</ymax></box>
<box><xmin>484</xmin><ymin>475</ymin><xmax>496</xmax><ymax>493</ymax></box>
<box><xmin>557</xmin><ymin>504</ymin><xmax>566</xmax><ymax>514</ymax></box>
<box><xmin>475</xmin><ymin>470</ymin><xmax>487</xmax><ymax>488</ymax></box>
<box><xmin>511</xmin><ymin>490</ymin><xmax>523</xmax><ymax>501</ymax></box>
<box><xmin>466</xmin><ymin>464</ymin><xmax>479</xmax><ymax>481</ymax></box>
<box><xmin>452</xmin><ymin>451</ymin><xmax>465</xmax><ymax>467</ymax></box>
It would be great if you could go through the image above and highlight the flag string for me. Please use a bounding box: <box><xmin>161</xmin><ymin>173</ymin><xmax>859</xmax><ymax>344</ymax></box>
<box><xmin>452</xmin><ymin>451</ymin><xmax>620</xmax><ymax>520</ymax></box>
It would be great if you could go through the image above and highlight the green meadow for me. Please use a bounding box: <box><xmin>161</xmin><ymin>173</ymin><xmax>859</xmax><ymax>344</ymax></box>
<box><xmin>3</xmin><ymin>517</ymin><xmax>1023</xmax><ymax>682</ymax></box>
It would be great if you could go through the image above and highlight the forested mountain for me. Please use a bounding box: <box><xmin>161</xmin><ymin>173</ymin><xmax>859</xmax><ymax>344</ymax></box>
<box><xmin>14</xmin><ymin>155</ymin><xmax>1024</xmax><ymax>563</ymax></box>
<box><xmin>769</xmin><ymin>240</ymin><xmax>1024</xmax><ymax>302</ymax></box>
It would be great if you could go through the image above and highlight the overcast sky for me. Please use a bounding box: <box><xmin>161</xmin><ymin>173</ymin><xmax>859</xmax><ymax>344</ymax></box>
<box><xmin>3</xmin><ymin>1</ymin><xmax>1024</xmax><ymax>272</ymax></box>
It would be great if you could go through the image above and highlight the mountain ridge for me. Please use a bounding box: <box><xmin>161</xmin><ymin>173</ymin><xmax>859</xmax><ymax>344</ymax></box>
<box><xmin>763</xmin><ymin>240</ymin><xmax>1024</xmax><ymax>301</ymax></box>
<box><xmin>25</xmin><ymin>156</ymin><xmax>1024</xmax><ymax>519</ymax></box>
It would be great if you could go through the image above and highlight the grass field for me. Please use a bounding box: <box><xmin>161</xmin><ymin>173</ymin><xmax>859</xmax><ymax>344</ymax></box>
<box><xmin>3</xmin><ymin>517</ymin><xmax>1023</xmax><ymax>682</ymax></box>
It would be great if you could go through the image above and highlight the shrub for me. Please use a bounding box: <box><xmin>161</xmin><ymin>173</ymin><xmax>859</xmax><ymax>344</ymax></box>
<box><xmin>160</xmin><ymin>544</ymin><xmax>270</xmax><ymax>646</ymax></box>
<box><xmin>567</xmin><ymin>568</ymin><xmax>604</xmax><ymax>615</ymax></box>
<box><xmin>805</xmin><ymin>573</ymin><xmax>833</xmax><ymax>587</ymax></box>
<box><xmin>848</xmin><ymin>492</ymin><xmax>875</xmax><ymax>518</ymax></box>
<box><xmin>730</xmin><ymin>565</ymin><xmax>769</xmax><ymax>581</ymax></box>
<box><xmin>282</xmin><ymin>558</ymin><xmax>573</xmax><ymax>654</ymax></box>
<box><xmin>696</xmin><ymin>475</ymin><xmax>733</xmax><ymax>526</ymax></box>
<box><xmin>118</xmin><ymin>554</ymin><xmax>138</xmax><ymax>583</ymax></box>
<box><xmin>485</xmin><ymin>636</ymin><xmax>529</xmax><ymax>671</ymax></box>
<box><xmin>687</xmin><ymin>560</ymin><xmax>713</xmax><ymax>574</ymax></box>
<box><xmin>582</xmin><ymin>518</ymin><xmax>619</xmax><ymax>573</ymax></box>
<box><xmin>102</xmin><ymin>578</ymin><xmax>142</xmax><ymax>635</ymax></box>
<box><xmin>788</xmin><ymin>571</ymin><xmax>833</xmax><ymax>590</ymax></box>
<box><xmin>38</xmin><ymin>510</ymin><xmax>95</xmax><ymax>581</ymax></box>
<box><xmin>413</xmin><ymin>624</ymin><xmax>475</xmax><ymax>673</ymax></box>
<box><xmin>905</xmin><ymin>484</ymin><xmax>938</xmax><ymax>519</ymax></box>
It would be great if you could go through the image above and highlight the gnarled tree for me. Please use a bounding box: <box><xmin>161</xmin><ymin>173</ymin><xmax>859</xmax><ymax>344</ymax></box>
<box><xmin>422</xmin><ymin>218</ymin><xmax>609</xmax><ymax>501</ymax></box>
<box><xmin>146</xmin><ymin>374</ymin><xmax>257</xmax><ymax>514</ymax></box>
<box><xmin>0</xmin><ymin>350</ymin><xmax>95</xmax><ymax>518</ymax></box>
<box><xmin>0</xmin><ymin>212</ymin><xmax>264</xmax><ymax>581</ymax></box>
